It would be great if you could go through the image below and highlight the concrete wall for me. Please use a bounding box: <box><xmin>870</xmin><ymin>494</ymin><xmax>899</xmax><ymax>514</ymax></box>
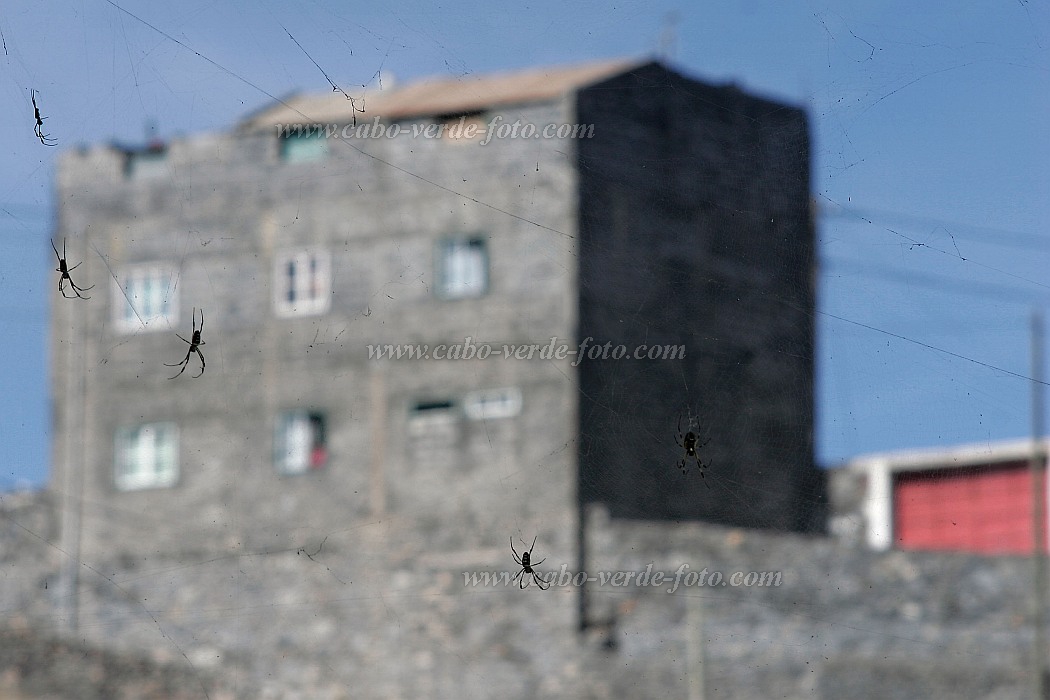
<box><xmin>44</xmin><ymin>91</ymin><xmax>594</xmax><ymax>697</ymax></box>
<box><xmin>51</xmin><ymin>99</ymin><xmax>580</xmax><ymax>558</ymax></box>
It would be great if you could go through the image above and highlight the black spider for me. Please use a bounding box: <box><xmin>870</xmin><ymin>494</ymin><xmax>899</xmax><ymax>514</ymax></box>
<box><xmin>51</xmin><ymin>238</ymin><xmax>94</xmax><ymax>299</ymax></box>
<box><xmin>510</xmin><ymin>536</ymin><xmax>551</xmax><ymax>590</ymax></box>
<box><xmin>674</xmin><ymin>411</ymin><xmax>711</xmax><ymax>486</ymax></box>
<box><xmin>165</xmin><ymin>308</ymin><xmax>206</xmax><ymax>379</ymax></box>
<box><xmin>32</xmin><ymin>90</ymin><xmax>56</xmax><ymax>146</ymax></box>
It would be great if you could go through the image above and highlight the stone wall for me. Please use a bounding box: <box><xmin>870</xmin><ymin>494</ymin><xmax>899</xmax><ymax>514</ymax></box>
<box><xmin>0</xmin><ymin>488</ymin><xmax>1035</xmax><ymax>699</ymax></box>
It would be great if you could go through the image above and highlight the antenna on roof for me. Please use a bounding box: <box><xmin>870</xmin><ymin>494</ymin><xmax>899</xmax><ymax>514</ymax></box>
<box><xmin>376</xmin><ymin>70</ymin><xmax>395</xmax><ymax>91</ymax></box>
<box><xmin>145</xmin><ymin>118</ymin><xmax>164</xmax><ymax>150</ymax></box>
<box><xmin>658</xmin><ymin>11</ymin><xmax>680</xmax><ymax>62</ymax></box>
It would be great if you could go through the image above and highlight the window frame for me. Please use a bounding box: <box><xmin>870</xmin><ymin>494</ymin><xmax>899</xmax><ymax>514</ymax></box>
<box><xmin>278</xmin><ymin>129</ymin><xmax>329</xmax><ymax>163</ymax></box>
<box><xmin>274</xmin><ymin>409</ymin><xmax>329</xmax><ymax>476</ymax></box>
<box><xmin>437</xmin><ymin>111</ymin><xmax>488</xmax><ymax>144</ymax></box>
<box><xmin>273</xmin><ymin>248</ymin><xmax>332</xmax><ymax>318</ymax></box>
<box><xmin>463</xmin><ymin>387</ymin><xmax>523</xmax><ymax>420</ymax></box>
<box><xmin>436</xmin><ymin>236</ymin><xmax>489</xmax><ymax>300</ymax></box>
<box><xmin>114</xmin><ymin>422</ymin><xmax>179</xmax><ymax>492</ymax></box>
<box><xmin>113</xmin><ymin>264</ymin><xmax>179</xmax><ymax>333</ymax></box>
<box><xmin>123</xmin><ymin>145</ymin><xmax>169</xmax><ymax>180</ymax></box>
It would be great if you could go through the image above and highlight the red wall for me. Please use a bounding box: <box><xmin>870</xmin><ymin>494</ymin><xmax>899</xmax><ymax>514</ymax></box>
<box><xmin>894</xmin><ymin>460</ymin><xmax>1044</xmax><ymax>554</ymax></box>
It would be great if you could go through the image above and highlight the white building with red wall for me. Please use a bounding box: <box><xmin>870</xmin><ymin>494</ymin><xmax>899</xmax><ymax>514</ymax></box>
<box><xmin>843</xmin><ymin>438</ymin><xmax>1049</xmax><ymax>554</ymax></box>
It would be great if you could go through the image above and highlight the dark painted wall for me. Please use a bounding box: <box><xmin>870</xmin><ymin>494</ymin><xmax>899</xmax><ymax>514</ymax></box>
<box><xmin>575</xmin><ymin>63</ymin><xmax>825</xmax><ymax>532</ymax></box>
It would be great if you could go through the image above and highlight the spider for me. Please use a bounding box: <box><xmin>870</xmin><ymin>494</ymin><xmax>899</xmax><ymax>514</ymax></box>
<box><xmin>31</xmin><ymin>90</ymin><xmax>56</xmax><ymax>147</ymax></box>
<box><xmin>165</xmin><ymin>308</ymin><xmax>206</xmax><ymax>379</ymax></box>
<box><xmin>510</xmin><ymin>536</ymin><xmax>551</xmax><ymax>590</ymax></box>
<box><xmin>674</xmin><ymin>411</ymin><xmax>711</xmax><ymax>486</ymax></box>
<box><xmin>51</xmin><ymin>238</ymin><xmax>94</xmax><ymax>299</ymax></box>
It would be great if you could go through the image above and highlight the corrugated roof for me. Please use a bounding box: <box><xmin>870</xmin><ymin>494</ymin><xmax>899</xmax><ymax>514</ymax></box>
<box><xmin>239</xmin><ymin>58</ymin><xmax>645</xmax><ymax>131</ymax></box>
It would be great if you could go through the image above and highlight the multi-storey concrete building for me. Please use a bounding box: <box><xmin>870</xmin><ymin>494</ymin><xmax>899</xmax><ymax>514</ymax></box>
<box><xmin>46</xmin><ymin>58</ymin><xmax>822</xmax><ymax>696</ymax></box>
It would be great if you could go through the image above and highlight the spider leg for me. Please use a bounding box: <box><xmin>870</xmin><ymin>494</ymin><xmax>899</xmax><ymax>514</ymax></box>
<box><xmin>512</xmin><ymin>568</ymin><xmax>524</xmax><ymax>585</ymax></box>
<box><xmin>530</xmin><ymin>556</ymin><xmax>546</xmax><ymax>567</ymax></box>
<box><xmin>694</xmin><ymin>458</ymin><xmax>712</xmax><ymax>489</ymax></box>
<box><xmin>164</xmin><ymin>349</ymin><xmax>193</xmax><ymax>372</ymax></box>
<box><xmin>163</xmin><ymin>354</ymin><xmax>190</xmax><ymax>367</ymax></box>
<box><xmin>59</xmin><ymin>277</ymin><xmax>83</xmax><ymax>300</ymax></box>
<box><xmin>534</xmin><ymin>571</ymin><xmax>551</xmax><ymax>590</ymax></box>
<box><xmin>67</xmin><ymin>261</ymin><xmax>82</xmax><ymax>272</ymax></box>
<box><xmin>51</xmin><ymin>239</ymin><xmax>61</xmax><ymax>261</ymax></box>
<box><xmin>520</xmin><ymin>572</ymin><xmax>530</xmax><ymax>589</ymax></box>
<box><xmin>509</xmin><ymin>537</ymin><xmax>521</xmax><ymax>565</ymax></box>
<box><xmin>166</xmin><ymin>356</ymin><xmax>191</xmax><ymax>379</ymax></box>
<box><xmin>67</xmin><ymin>277</ymin><xmax>92</xmax><ymax>299</ymax></box>
<box><xmin>174</xmin><ymin>333</ymin><xmax>191</xmax><ymax>345</ymax></box>
<box><xmin>192</xmin><ymin>347</ymin><xmax>206</xmax><ymax>377</ymax></box>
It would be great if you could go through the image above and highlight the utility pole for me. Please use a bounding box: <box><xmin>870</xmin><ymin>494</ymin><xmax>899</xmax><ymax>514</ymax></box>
<box><xmin>686</xmin><ymin>589</ymin><xmax>707</xmax><ymax>700</ymax></box>
<box><xmin>1032</xmin><ymin>309</ymin><xmax>1048</xmax><ymax>700</ymax></box>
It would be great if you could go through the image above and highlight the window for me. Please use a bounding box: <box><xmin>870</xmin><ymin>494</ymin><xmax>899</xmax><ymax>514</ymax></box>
<box><xmin>115</xmin><ymin>423</ymin><xmax>178</xmax><ymax>491</ymax></box>
<box><xmin>115</xmin><ymin>266</ymin><xmax>177</xmax><ymax>332</ymax></box>
<box><xmin>407</xmin><ymin>400</ymin><xmax>459</xmax><ymax>468</ymax></box>
<box><xmin>274</xmin><ymin>249</ymin><xmax>331</xmax><ymax>317</ymax></box>
<box><xmin>279</xmin><ymin>130</ymin><xmax>328</xmax><ymax>163</ymax></box>
<box><xmin>408</xmin><ymin>400</ymin><xmax>458</xmax><ymax>435</ymax></box>
<box><xmin>123</xmin><ymin>145</ymin><xmax>169</xmax><ymax>180</ymax></box>
<box><xmin>437</xmin><ymin>238</ymin><xmax>488</xmax><ymax>299</ymax></box>
<box><xmin>275</xmin><ymin>411</ymin><xmax>328</xmax><ymax>475</ymax></box>
<box><xmin>463</xmin><ymin>387</ymin><xmax>522</xmax><ymax>420</ymax></box>
<box><xmin>412</xmin><ymin>399</ymin><xmax>455</xmax><ymax>414</ymax></box>
<box><xmin>438</xmin><ymin>111</ymin><xmax>487</xmax><ymax>143</ymax></box>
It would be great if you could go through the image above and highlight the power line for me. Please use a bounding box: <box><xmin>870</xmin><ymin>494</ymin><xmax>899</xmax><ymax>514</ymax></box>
<box><xmin>823</xmin><ymin>257</ymin><xmax>1050</xmax><ymax>303</ymax></box>
<box><xmin>816</xmin><ymin>196</ymin><xmax>1049</xmax><ymax>252</ymax></box>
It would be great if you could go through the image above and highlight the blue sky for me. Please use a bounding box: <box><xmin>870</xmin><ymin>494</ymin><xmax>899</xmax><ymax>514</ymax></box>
<box><xmin>0</xmin><ymin>0</ymin><xmax>1047</xmax><ymax>488</ymax></box>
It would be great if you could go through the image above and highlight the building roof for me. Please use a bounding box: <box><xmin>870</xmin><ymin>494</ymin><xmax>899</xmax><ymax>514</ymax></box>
<box><xmin>239</xmin><ymin>57</ymin><xmax>646</xmax><ymax>132</ymax></box>
<box><xmin>844</xmin><ymin>436</ymin><xmax>1050</xmax><ymax>473</ymax></box>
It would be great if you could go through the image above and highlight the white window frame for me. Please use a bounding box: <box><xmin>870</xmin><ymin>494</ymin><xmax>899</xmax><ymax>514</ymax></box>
<box><xmin>437</xmin><ymin>237</ymin><xmax>488</xmax><ymax>299</ymax></box>
<box><xmin>113</xmin><ymin>265</ymin><xmax>178</xmax><ymax>333</ymax></box>
<box><xmin>274</xmin><ymin>249</ymin><xmax>331</xmax><ymax>317</ymax></box>
<box><xmin>274</xmin><ymin>410</ymin><xmax>328</xmax><ymax>475</ymax></box>
<box><xmin>279</xmin><ymin>130</ymin><xmax>329</xmax><ymax>163</ymax></box>
<box><xmin>115</xmin><ymin>422</ymin><xmax>178</xmax><ymax>491</ymax></box>
<box><xmin>407</xmin><ymin>400</ymin><xmax>459</xmax><ymax>453</ymax></box>
<box><xmin>124</xmin><ymin>148</ymin><xmax>169</xmax><ymax>180</ymax></box>
<box><xmin>463</xmin><ymin>387</ymin><xmax>522</xmax><ymax>420</ymax></box>
<box><xmin>439</xmin><ymin>112</ymin><xmax>487</xmax><ymax>144</ymax></box>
